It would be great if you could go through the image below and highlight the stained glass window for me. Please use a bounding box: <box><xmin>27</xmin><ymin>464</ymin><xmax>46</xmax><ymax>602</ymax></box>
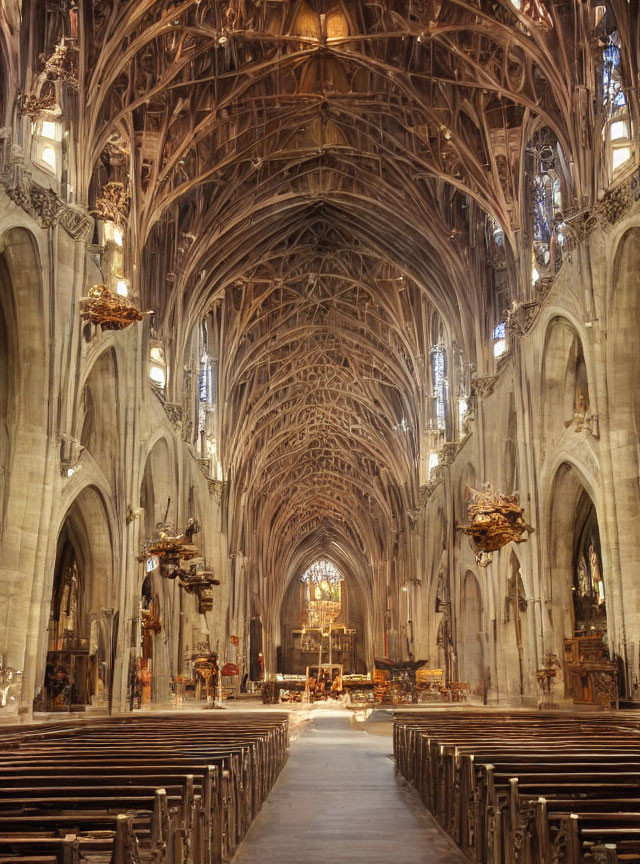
<box><xmin>430</xmin><ymin>344</ymin><xmax>447</xmax><ymax>431</ymax></box>
<box><xmin>603</xmin><ymin>42</ymin><xmax>627</xmax><ymax>109</ymax></box>
<box><xmin>493</xmin><ymin>322</ymin><xmax>506</xmax><ymax>339</ymax></box>
<box><xmin>602</xmin><ymin>36</ymin><xmax>631</xmax><ymax>174</ymax></box>
<box><xmin>493</xmin><ymin>322</ymin><xmax>507</xmax><ymax>359</ymax></box>
<box><xmin>301</xmin><ymin>560</ymin><xmax>343</xmax><ymax>618</ymax></box>
<box><xmin>301</xmin><ymin>560</ymin><xmax>342</xmax><ymax>585</ymax></box>
<box><xmin>199</xmin><ymin>350</ymin><xmax>216</xmax><ymax>405</ymax></box>
<box><xmin>533</xmin><ymin>173</ymin><xmax>553</xmax><ymax>245</ymax></box>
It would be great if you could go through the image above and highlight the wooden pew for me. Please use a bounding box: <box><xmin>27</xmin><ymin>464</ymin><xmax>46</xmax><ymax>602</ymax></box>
<box><xmin>0</xmin><ymin>713</ymin><xmax>289</xmax><ymax>864</ymax></box>
<box><xmin>394</xmin><ymin>709</ymin><xmax>640</xmax><ymax>864</ymax></box>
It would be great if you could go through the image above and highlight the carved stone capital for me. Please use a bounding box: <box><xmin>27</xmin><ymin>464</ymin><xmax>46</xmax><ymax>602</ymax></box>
<box><xmin>181</xmin><ymin>417</ymin><xmax>193</xmax><ymax>443</ymax></box>
<box><xmin>183</xmin><ymin>367</ymin><xmax>193</xmax><ymax>395</ymax></box>
<box><xmin>506</xmin><ymin>298</ymin><xmax>542</xmax><ymax>337</ymax></box>
<box><xmin>163</xmin><ymin>401</ymin><xmax>183</xmax><ymax>430</ymax></box>
<box><xmin>563</xmin><ymin>167</ymin><xmax>640</xmax><ymax>247</ymax></box>
<box><xmin>60</xmin><ymin>434</ymin><xmax>84</xmax><ymax>476</ymax></box>
<box><xmin>418</xmin><ymin>477</ymin><xmax>441</xmax><ymax>507</ymax></box>
<box><xmin>3</xmin><ymin>162</ymin><xmax>61</xmax><ymax>228</ymax></box>
<box><xmin>194</xmin><ymin>457</ymin><xmax>211</xmax><ymax>480</ymax></box>
<box><xmin>471</xmin><ymin>375</ymin><xmax>496</xmax><ymax>400</ymax></box>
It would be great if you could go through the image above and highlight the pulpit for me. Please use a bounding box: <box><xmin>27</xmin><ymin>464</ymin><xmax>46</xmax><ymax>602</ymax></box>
<box><xmin>564</xmin><ymin>631</ymin><xmax>618</xmax><ymax>709</ymax></box>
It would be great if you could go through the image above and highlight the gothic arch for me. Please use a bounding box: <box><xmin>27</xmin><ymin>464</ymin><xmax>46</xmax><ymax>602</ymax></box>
<box><xmin>36</xmin><ymin>484</ymin><xmax>116</xmax><ymax>709</ymax></box>
<box><xmin>541</xmin><ymin>315</ymin><xmax>591</xmax><ymax>449</ymax></box>
<box><xmin>0</xmin><ymin>227</ymin><xmax>48</xmax><ymax>681</ymax></box>
<box><xmin>140</xmin><ymin>436</ymin><xmax>177</xmax><ymax>539</ymax></box>
<box><xmin>138</xmin><ymin>436</ymin><xmax>179</xmax><ymax>703</ymax></box>
<box><xmin>0</xmin><ymin>228</ymin><xmax>46</xmax><ymax>432</ymax></box>
<box><xmin>503</xmin><ymin>548</ymin><xmax>530</xmax><ymax>702</ymax></box>
<box><xmin>605</xmin><ymin>226</ymin><xmax>640</xmax><ymax>645</ymax></box>
<box><xmin>608</xmin><ymin>227</ymin><xmax>640</xmax><ymax>476</ymax></box>
<box><xmin>460</xmin><ymin>570</ymin><xmax>485</xmax><ymax>701</ymax></box>
<box><xmin>0</xmin><ymin>251</ymin><xmax>18</xmax><ymax>536</ymax></box>
<box><xmin>79</xmin><ymin>347</ymin><xmax>121</xmax><ymax>487</ymax></box>
<box><xmin>547</xmin><ymin>462</ymin><xmax>606</xmax><ymax>640</ymax></box>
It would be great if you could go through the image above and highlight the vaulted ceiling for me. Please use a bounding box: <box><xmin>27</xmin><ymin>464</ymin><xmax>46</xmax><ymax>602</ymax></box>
<box><xmin>13</xmin><ymin>0</ymin><xmax>636</xmax><ymax>600</ymax></box>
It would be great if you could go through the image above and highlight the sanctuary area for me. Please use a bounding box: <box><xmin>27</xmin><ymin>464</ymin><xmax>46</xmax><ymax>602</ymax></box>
<box><xmin>0</xmin><ymin>0</ymin><xmax>639</xmax><ymax>861</ymax></box>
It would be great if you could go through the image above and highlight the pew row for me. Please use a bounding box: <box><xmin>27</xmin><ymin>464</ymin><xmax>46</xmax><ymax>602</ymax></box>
<box><xmin>394</xmin><ymin>709</ymin><xmax>640</xmax><ymax>864</ymax></box>
<box><xmin>0</xmin><ymin>712</ymin><xmax>289</xmax><ymax>864</ymax></box>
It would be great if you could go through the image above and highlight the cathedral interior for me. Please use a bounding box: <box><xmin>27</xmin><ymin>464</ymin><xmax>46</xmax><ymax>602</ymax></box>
<box><xmin>0</xmin><ymin>0</ymin><xmax>640</xmax><ymax>861</ymax></box>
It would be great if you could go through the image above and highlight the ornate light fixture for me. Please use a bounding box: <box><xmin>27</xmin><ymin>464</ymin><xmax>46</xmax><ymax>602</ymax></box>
<box><xmin>92</xmin><ymin>181</ymin><xmax>129</xmax><ymax>224</ymax></box>
<box><xmin>141</xmin><ymin>519</ymin><xmax>220</xmax><ymax>611</ymax></box>
<box><xmin>80</xmin><ymin>284</ymin><xmax>150</xmax><ymax>331</ymax></box>
<box><xmin>458</xmin><ymin>484</ymin><xmax>531</xmax><ymax>566</ymax></box>
<box><xmin>177</xmin><ymin>560</ymin><xmax>220</xmax><ymax>613</ymax></box>
<box><xmin>142</xmin><ymin>520</ymin><xmax>200</xmax><ymax>570</ymax></box>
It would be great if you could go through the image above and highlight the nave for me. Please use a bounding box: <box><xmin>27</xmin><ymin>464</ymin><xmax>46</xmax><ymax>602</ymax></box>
<box><xmin>233</xmin><ymin>707</ymin><xmax>465</xmax><ymax>864</ymax></box>
<box><xmin>3</xmin><ymin>702</ymin><xmax>640</xmax><ymax>864</ymax></box>
<box><xmin>1</xmin><ymin>0</ymin><xmax>640</xmax><ymax>857</ymax></box>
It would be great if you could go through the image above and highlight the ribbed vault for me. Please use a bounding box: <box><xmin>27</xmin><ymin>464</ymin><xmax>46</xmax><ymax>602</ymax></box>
<box><xmin>219</xmin><ymin>239</ymin><xmax>424</xmax><ymax>599</ymax></box>
<box><xmin>29</xmin><ymin>0</ymin><xmax>629</xmax><ymax>653</ymax></box>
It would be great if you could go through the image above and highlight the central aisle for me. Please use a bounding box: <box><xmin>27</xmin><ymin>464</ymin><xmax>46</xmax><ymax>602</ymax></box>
<box><xmin>232</xmin><ymin>708</ymin><xmax>466</xmax><ymax>863</ymax></box>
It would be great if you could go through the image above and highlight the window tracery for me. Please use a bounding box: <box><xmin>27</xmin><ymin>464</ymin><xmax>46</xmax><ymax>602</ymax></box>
<box><xmin>493</xmin><ymin>321</ymin><xmax>507</xmax><ymax>359</ymax></box>
<box><xmin>528</xmin><ymin>132</ymin><xmax>564</xmax><ymax>283</ymax></box>
<box><xmin>301</xmin><ymin>560</ymin><xmax>343</xmax><ymax>629</ymax></box>
<box><xmin>430</xmin><ymin>344</ymin><xmax>447</xmax><ymax>433</ymax></box>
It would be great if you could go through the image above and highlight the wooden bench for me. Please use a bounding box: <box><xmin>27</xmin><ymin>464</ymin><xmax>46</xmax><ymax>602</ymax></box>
<box><xmin>394</xmin><ymin>709</ymin><xmax>640</xmax><ymax>864</ymax></box>
<box><xmin>0</xmin><ymin>713</ymin><xmax>289</xmax><ymax>864</ymax></box>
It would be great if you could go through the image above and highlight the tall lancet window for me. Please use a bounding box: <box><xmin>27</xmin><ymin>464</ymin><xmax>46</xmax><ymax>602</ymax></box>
<box><xmin>198</xmin><ymin>321</ymin><xmax>217</xmax><ymax>461</ymax></box>
<box><xmin>529</xmin><ymin>133</ymin><xmax>563</xmax><ymax>284</ymax></box>
<box><xmin>430</xmin><ymin>344</ymin><xmax>448</xmax><ymax>432</ymax></box>
<box><xmin>199</xmin><ymin>348</ymin><xmax>216</xmax><ymax>406</ymax></box>
<box><xmin>602</xmin><ymin>35</ymin><xmax>632</xmax><ymax>173</ymax></box>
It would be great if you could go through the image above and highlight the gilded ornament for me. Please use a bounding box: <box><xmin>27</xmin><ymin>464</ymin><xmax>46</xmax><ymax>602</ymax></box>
<box><xmin>458</xmin><ymin>484</ymin><xmax>531</xmax><ymax>564</ymax></box>
<box><xmin>80</xmin><ymin>284</ymin><xmax>150</xmax><ymax>331</ymax></box>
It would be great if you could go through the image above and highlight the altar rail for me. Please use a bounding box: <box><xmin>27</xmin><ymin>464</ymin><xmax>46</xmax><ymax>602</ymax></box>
<box><xmin>0</xmin><ymin>712</ymin><xmax>288</xmax><ymax>864</ymax></box>
<box><xmin>394</xmin><ymin>709</ymin><xmax>640</xmax><ymax>864</ymax></box>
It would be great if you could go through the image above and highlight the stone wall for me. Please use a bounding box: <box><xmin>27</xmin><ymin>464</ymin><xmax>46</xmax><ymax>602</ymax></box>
<box><xmin>411</xmin><ymin>197</ymin><xmax>640</xmax><ymax>704</ymax></box>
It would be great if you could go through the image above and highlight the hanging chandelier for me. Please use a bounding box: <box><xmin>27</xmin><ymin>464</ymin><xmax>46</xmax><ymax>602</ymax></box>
<box><xmin>177</xmin><ymin>560</ymin><xmax>220</xmax><ymax>613</ymax></box>
<box><xmin>142</xmin><ymin>520</ymin><xmax>200</xmax><ymax>568</ymax></box>
<box><xmin>141</xmin><ymin>520</ymin><xmax>220</xmax><ymax>612</ymax></box>
<box><xmin>80</xmin><ymin>284</ymin><xmax>150</xmax><ymax>331</ymax></box>
<box><xmin>458</xmin><ymin>484</ymin><xmax>531</xmax><ymax>566</ymax></box>
<box><xmin>92</xmin><ymin>181</ymin><xmax>129</xmax><ymax>224</ymax></box>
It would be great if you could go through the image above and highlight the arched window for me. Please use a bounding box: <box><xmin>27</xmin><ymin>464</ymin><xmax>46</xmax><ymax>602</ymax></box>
<box><xmin>198</xmin><ymin>320</ymin><xmax>217</xmax><ymax>460</ymax></box>
<box><xmin>301</xmin><ymin>560</ymin><xmax>343</xmax><ymax>629</ymax></box>
<box><xmin>430</xmin><ymin>344</ymin><xmax>447</xmax><ymax>432</ymax></box>
<box><xmin>199</xmin><ymin>348</ymin><xmax>216</xmax><ymax>404</ymax></box>
<box><xmin>602</xmin><ymin>35</ymin><xmax>632</xmax><ymax>174</ymax></box>
<box><xmin>573</xmin><ymin>496</ymin><xmax>606</xmax><ymax>633</ymax></box>
<box><xmin>426</xmin><ymin>312</ymin><xmax>449</xmax><ymax>475</ymax></box>
<box><xmin>528</xmin><ymin>132</ymin><xmax>564</xmax><ymax>285</ymax></box>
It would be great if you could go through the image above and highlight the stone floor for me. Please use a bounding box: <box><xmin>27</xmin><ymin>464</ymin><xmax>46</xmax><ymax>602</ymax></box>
<box><xmin>232</xmin><ymin>706</ymin><xmax>467</xmax><ymax>863</ymax></box>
